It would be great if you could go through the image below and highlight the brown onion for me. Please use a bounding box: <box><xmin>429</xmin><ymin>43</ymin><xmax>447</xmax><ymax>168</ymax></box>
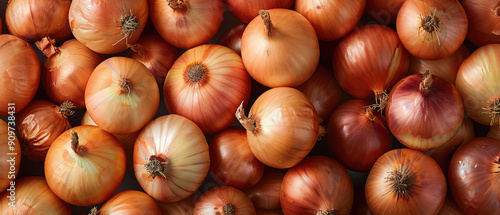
<box><xmin>218</xmin><ymin>23</ymin><xmax>246</xmax><ymax>55</ymax></box>
<box><xmin>193</xmin><ymin>186</ymin><xmax>256</xmax><ymax>215</ymax></box>
<box><xmin>462</xmin><ymin>0</ymin><xmax>500</xmax><ymax>46</ymax></box>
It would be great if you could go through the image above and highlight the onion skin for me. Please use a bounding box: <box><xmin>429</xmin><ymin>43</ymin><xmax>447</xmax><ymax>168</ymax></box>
<box><xmin>45</xmin><ymin>126</ymin><xmax>126</xmax><ymax>206</ymax></box>
<box><xmin>95</xmin><ymin>190</ymin><xmax>161</xmax><ymax>215</ymax></box>
<box><xmin>462</xmin><ymin>0</ymin><xmax>500</xmax><ymax>46</ymax></box>
<box><xmin>386</xmin><ymin>73</ymin><xmax>464</xmax><ymax>150</ymax></box>
<box><xmin>295</xmin><ymin>0</ymin><xmax>366</xmax><ymax>41</ymax></box>
<box><xmin>224</xmin><ymin>0</ymin><xmax>294</xmax><ymax>23</ymax></box>
<box><xmin>218</xmin><ymin>23</ymin><xmax>246</xmax><ymax>55</ymax></box>
<box><xmin>365</xmin><ymin>149</ymin><xmax>447</xmax><ymax>215</ymax></box>
<box><xmin>5</xmin><ymin>0</ymin><xmax>71</xmax><ymax>43</ymax></box>
<box><xmin>244</xmin><ymin>168</ymin><xmax>286</xmax><ymax>210</ymax></box>
<box><xmin>281</xmin><ymin>156</ymin><xmax>354</xmax><ymax>215</ymax></box>
<box><xmin>164</xmin><ymin>44</ymin><xmax>251</xmax><ymax>134</ymax></box>
<box><xmin>39</xmin><ymin>38</ymin><xmax>104</xmax><ymax>109</ymax></box>
<box><xmin>0</xmin><ymin>34</ymin><xmax>40</xmax><ymax>116</ymax></box>
<box><xmin>449</xmin><ymin>137</ymin><xmax>500</xmax><ymax>215</ymax></box>
<box><xmin>0</xmin><ymin>119</ymin><xmax>21</xmax><ymax>193</ymax></box>
<box><xmin>69</xmin><ymin>0</ymin><xmax>148</xmax><ymax>54</ymax></box>
<box><xmin>0</xmin><ymin>177</ymin><xmax>71</xmax><ymax>215</ymax></box>
<box><xmin>396</xmin><ymin>0</ymin><xmax>468</xmax><ymax>60</ymax></box>
<box><xmin>327</xmin><ymin>99</ymin><xmax>393</xmax><ymax>172</ymax></box>
<box><xmin>193</xmin><ymin>186</ymin><xmax>257</xmax><ymax>215</ymax></box>
<box><xmin>150</xmin><ymin>0</ymin><xmax>224</xmax><ymax>49</ymax></box>
<box><xmin>364</xmin><ymin>0</ymin><xmax>405</xmax><ymax>24</ymax></box>
<box><xmin>241</xmin><ymin>9</ymin><xmax>320</xmax><ymax>88</ymax></box>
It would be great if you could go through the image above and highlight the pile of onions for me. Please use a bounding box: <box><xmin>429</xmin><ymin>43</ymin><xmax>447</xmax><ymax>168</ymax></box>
<box><xmin>89</xmin><ymin>190</ymin><xmax>161</xmax><ymax>215</ymax></box>
<box><xmin>449</xmin><ymin>137</ymin><xmax>500</xmax><ymax>214</ymax></box>
<box><xmin>456</xmin><ymin>44</ymin><xmax>500</xmax><ymax>126</ymax></box>
<box><xmin>193</xmin><ymin>186</ymin><xmax>256</xmax><ymax>215</ymax></box>
<box><xmin>149</xmin><ymin>0</ymin><xmax>224</xmax><ymax>49</ymax></box>
<box><xmin>0</xmin><ymin>119</ymin><xmax>21</xmax><ymax>192</ymax></box>
<box><xmin>224</xmin><ymin>0</ymin><xmax>294</xmax><ymax>23</ymax></box>
<box><xmin>37</xmin><ymin>37</ymin><xmax>104</xmax><ymax>109</ymax></box>
<box><xmin>164</xmin><ymin>44</ymin><xmax>251</xmax><ymax>134</ymax></box>
<box><xmin>408</xmin><ymin>45</ymin><xmax>470</xmax><ymax>85</ymax></box>
<box><xmin>85</xmin><ymin>57</ymin><xmax>159</xmax><ymax>135</ymax></box>
<box><xmin>5</xmin><ymin>0</ymin><xmax>71</xmax><ymax>42</ymax></box>
<box><xmin>218</xmin><ymin>23</ymin><xmax>246</xmax><ymax>55</ymax></box>
<box><xmin>386</xmin><ymin>71</ymin><xmax>464</xmax><ymax>150</ymax></box>
<box><xmin>281</xmin><ymin>156</ymin><xmax>354</xmax><ymax>215</ymax></box>
<box><xmin>0</xmin><ymin>177</ymin><xmax>71</xmax><ymax>214</ymax></box>
<box><xmin>327</xmin><ymin>99</ymin><xmax>393</xmax><ymax>172</ymax></box>
<box><xmin>244</xmin><ymin>168</ymin><xmax>286</xmax><ymax>210</ymax></box>
<box><xmin>333</xmin><ymin>24</ymin><xmax>409</xmax><ymax>110</ymax></box>
<box><xmin>45</xmin><ymin>126</ymin><xmax>126</xmax><ymax>206</ymax></box>
<box><xmin>462</xmin><ymin>0</ymin><xmax>500</xmax><ymax>46</ymax></box>
<box><xmin>396</xmin><ymin>0</ymin><xmax>468</xmax><ymax>60</ymax></box>
<box><xmin>295</xmin><ymin>0</ymin><xmax>366</xmax><ymax>41</ymax></box>
<box><xmin>128</xmin><ymin>30</ymin><xmax>180</xmax><ymax>87</ymax></box>
<box><xmin>69</xmin><ymin>0</ymin><xmax>148</xmax><ymax>54</ymax></box>
<box><xmin>236</xmin><ymin>87</ymin><xmax>319</xmax><ymax>169</ymax></box>
<box><xmin>0</xmin><ymin>34</ymin><xmax>40</xmax><ymax>116</ymax></box>
<box><xmin>364</xmin><ymin>0</ymin><xmax>406</xmax><ymax>24</ymax></box>
<box><xmin>209</xmin><ymin>127</ymin><xmax>264</xmax><ymax>189</ymax></box>
<box><xmin>17</xmin><ymin>100</ymin><xmax>75</xmax><ymax>162</ymax></box>
<box><xmin>241</xmin><ymin>9</ymin><xmax>320</xmax><ymax>88</ymax></box>
<box><xmin>133</xmin><ymin>114</ymin><xmax>210</xmax><ymax>203</ymax></box>
<box><xmin>365</xmin><ymin>149</ymin><xmax>446</xmax><ymax>214</ymax></box>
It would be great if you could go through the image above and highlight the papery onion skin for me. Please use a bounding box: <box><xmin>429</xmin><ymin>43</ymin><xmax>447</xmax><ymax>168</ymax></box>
<box><xmin>386</xmin><ymin>73</ymin><xmax>464</xmax><ymax>150</ymax></box>
<box><xmin>236</xmin><ymin>87</ymin><xmax>319</xmax><ymax>169</ymax></box>
<box><xmin>241</xmin><ymin>9</ymin><xmax>320</xmax><ymax>88</ymax></box>
<box><xmin>408</xmin><ymin>45</ymin><xmax>470</xmax><ymax>85</ymax></box>
<box><xmin>333</xmin><ymin>24</ymin><xmax>409</xmax><ymax>100</ymax></box>
<box><xmin>364</xmin><ymin>0</ymin><xmax>405</xmax><ymax>24</ymax></box>
<box><xmin>156</xmin><ymin>195</ymin><xmax>196</xmax><ymax>215</ymax></box>
<box><xmin>0</xmin><ymin>119</ymin><xmax>21</xmax><ymax>193</ymax></box>
<box><xmin>45</xmin><ymin>125</ymin><xmax>126</xmax><ymax>206</ymax></box>
<box><xmin>455</xmin><ymin>44</ymin><xmax>500</xmax><ymax>126</ymax></box>
<box><xmin>17</xmin><ymin>100</ymin><xmax>74</xmax><ymax>162</ymax></box>
<box><xmin>128</xmin><ymin>30</ymin><xmax>180</xmax><ymax>88</ymax></box>
<box><xmin>0</xmin><ymin>177</ymin><xmax>71</xmax><ymax>215</ymax></box>
<box><xmin>5</xmin><ymin>0</ymin><xmax>71</xmax><ymax>43</ymax></box>
<box><xmin>69</xmin><ymin>0</ymin><xmax>148</xmax><ymax>54</ymax></box>
<box><xmin>209</xmin><ymin>126</ymin><xmax>264</xmax><ymax>189</ymax></box>
<box><xmin>95</xmin><ymin>190</ymin><xmax>161</xmax><ymax>215</ymax></box>
<box><xmin>244</xmin><ymin>168</ymin><xmax>286</xmax><ymax>210</ymax></box>
<box><xmin>218</xmin><ymin>23</ymin><xmax>246</xmax><ymax>55</ymax></box>
<box><xmin>40</xmin><ymin>38</ymin><xmax>104</xmax><ymax>109</ymax></box>
<box><xmin>224</xmin><ymin>0</ymin><xmax>294</xmax><ymax>23</ymax></box>
<box><xmin>327</xmin><ymin>99</ymin><xmax>393</xmax><ymax>172</ymax></box>
<box><xmin>133</xmin><ymin>114</ymin><xmax>210</xmax><ymax>203</ymax></box>
<box><xmin>149</xmin><ymin>0</ymin><xmax>224</xmax><ymax>49</ymax></box>
<box><xmin>193</xmin><ymin>186</ymin><xmax>257</xmax><ymax>215</ymax></box>
<box><xmin>85</xmin><ymin>57</ymin><xmax>159</xmax><ymax>135</ymax></box>
<box><xmin>396</xmin><ymin>0</ymin><xmax>468</xmax><ymax>60</ymax></box>
<box><xmin>448</xmin><ymin>137</ymin><xmax>500</xmax><ymax>215</ymax></box>
<box><xmin>295</xmin><ymin>0</ymin><xmax>366</xmax><ymax>41</ymax></box>
<box><xmin>365</xmin><ymin>149</ymin><xmax>447</xmax><ymax>215</ymax></box>
<box><xmin>281</xmin><ymin>156</ymin><xmax>354</xmax><ymax>215</ymax></box>
<box><xmin>0</xmin><ymin>34</ymin><xmax>40</xmax><ymax>116</ymax></box>
<box><xmin>462</xmin><ymin>0</ymin><xmax>500</xmax><ymax>46</ymax></box>
<box><xmin>164</xmin><ymin>44</ymin><xmax>251</xmax><ymax>134</ymax></box>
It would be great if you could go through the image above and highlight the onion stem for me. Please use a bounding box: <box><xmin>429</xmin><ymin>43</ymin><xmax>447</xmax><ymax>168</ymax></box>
<box><xmin>119</xmin><ymin>78</ymin><xmax>131</xmax><ymax>94</ymax></box>
<box><xmin>314</xmin><ymin>210</ymin><xmax>339</xmax><ymax>215</ymax></box>
<box><xmin>235</xmin><ymin>101</ymin><xmax>257</xmax><ymax>133</ymax></box>
<box><xmin>483</xmin><ymin>97</ymin><xmax>500</xmax><ymax>126</ymax></box>
<box><xmin>71</xmin><ymin>130</ymin><xmax>84</xmax><ymax>155</ymax></box>
<box><xmin>35</xmin><ymin>37</ymin><xmax>60</xmax><ymax>58</ymax></box>
<box><xmin>168</xmin><ymin>0</ymin><xmax>185</xmax><ymax>10</ymax></box>
<box><xmin>365</xmin><ymin>106</ymin><xmax>376</xmax><ymax>121</ymax></box>
<box><xmin>145</xmin><ymin>156</ymin><xmax>168</xmax><ymax>179</ymax></box>
<box><xmin>223</xmin><ymin>204</ymin><xmax>235</xmax><ymax>215</ymax></box>
<box><xmin>384</xmin><ymin>165</ymin><xmax>417</xmax><ymax>200</ymax></box>
<box><xmin>185</xmin><ymin>63</ymin><xmax>208</xmax><ymax>84</ymax></box>
<box><xmin>259</xmin><ymin>10</ymin><xmax>273</xmax><ymax>37</ymax></box>
<box><xmin>114</xmin><ymin>10</ymin><xmax>142</xmax><ymax>46</ymax></box>
<box><xmin>419</xmin><ymin>70</ymin><xmax>433</xmax><ymax>96</ymax></box>
<box><xmin>59</xmin><ymin>100</ymin><xmax>76</xmax><ymax>118</ymax></box>
<box><xmin>419</xmin><ymin>8</ymin><xmax>441</xmax><ymax>33</ymax></box>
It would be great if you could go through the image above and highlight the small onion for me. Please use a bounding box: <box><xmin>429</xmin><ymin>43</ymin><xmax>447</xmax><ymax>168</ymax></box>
<box><xmin>0</xmin><ymin>119</ymin><xmax>21</xmax><ymax>193</ymax></box>
<box><xmin>89</xmin><ymin>190</ymin><xmax>161</xmax><ymax>215</ymax></box>
<box><xmin>244</xmin><ymin>168</ymin><xmax>286</xmax><ymax>210</ymax></box>
<box><xmin>462</xmin><ymin>0</ymin><xmax>500</xmax><ymax>46</ymax></box>
<box><xmin>193</xmin><ymin>186</ymin><xmax>256</xmax><ymax>215</ymax></box>
<box><xmin>218</xmin><ymin>23</ymin><xmax>246</xmax><ymax>55</ymax></box>
<box><xmin>224</xmin><ymin>0</ymin><xmax>294</xmax><ymax>23</ymax></box>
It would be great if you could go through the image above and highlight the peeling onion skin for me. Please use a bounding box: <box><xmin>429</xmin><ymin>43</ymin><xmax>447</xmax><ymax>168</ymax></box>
<box><xmin>0</xmin><ymin>177</ymin><xmax>71</xmax><ymax>215</ymax></box>
<box><xmin>95</xmin><ymin>190</ymin><xmax>161</xmax><ymax>215</ymax></box>
<box><xmin>365</xmin><ymin>149</ymin><xmax>446</xmax><ymax>215</ymax></box>
<box><xmin>193</xmin><ymin>186</ymin><xmax>256</xmax><ymax>215</ymax></box>
<box><xmin>462</xmin><ymin>0</ymin><xmax>500</xmax><ymax>46</ymax></box>
<box><xmin>0</xmin><ymin>119</ymin><xmax>21</xmax><ymax>193</ymax></box>
<box><xmin>224</xmin><ymin>0</ymin><xmax>294</xmax><ymax>23</ymax></box>
<box><xmin>448</xmin><ymin>137</ymin><xmax>500</xmax><ymax>215</ymax></box>
<box><xmin>386</xmin><ymin>73</ymin><xmax>464</xmax><ymax>150</ymax></box>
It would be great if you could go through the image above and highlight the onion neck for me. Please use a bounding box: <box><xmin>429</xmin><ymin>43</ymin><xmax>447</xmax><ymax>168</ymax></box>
<box><xmin>385</xmin><ymin>165</ymin><xmax>416</xmax><ymax>200</ymax></box>
<box><xmin>119</xmin><ymin>78</ymin><xmax>131</xmax><ymax>94</ymax></box>
<box><xmin>185</xmin><ymin>63</ymin><xmax>208</xmax><ymax>85</ymax></box>
<box><xmin>419</xmin><ymin>8</ymin><xmax>441</xmax><ymax>33</ymax></box>
<box><xmin>314</xmin><ymin>210</ymin><xmax>339</xmax><ymax>215</ymax></box>
<box><xmin>260</xmin><ymin>10</ymin><xmax>274</xmax><ymax>37</ymax></box>
<box><xmin>89</xmin><ymin>207</ymin><xmax>99</xmax><ymax>215</ymax></box>
<box><xmin>58</xmin><ymin>101</ymin><xmax>76</xmax><ymax>118</ymax></box>
<box><xmin>35</xmin><ymin>37</ymin><xmax>60</xmax><ymax>58</ymax></box>
<box><xmin>486</xmin><ymin>97</ymin><xmax>500</xmax><ymax>126</ymax></box>
<box><xmin>223</xmin><ymin>204</ymin><xmax>235</xmax><ymax>215</ymax></box>
<box><xmin>419</xmin><ymin>70</ymin><xmax>432</xmax><ymax>96</ymax></box>
<box><xmin>145</xmin><ymin>155</ymin><xmax>169</xmax><ymax>179</ymax></box>
<box><xmin>235</xmin><ymin>101</ymin><xmax>257</xmax><ymax>133</ymax></box>
<box><xmin>115</xmin><ymin>11</ymin><xmax>142</xmax><ymax>46</ymax></box>
<box><xmin>168</xmin><ymin>0</ymin><xmax>186</xmax><ymax>10</ymax></box>
<box><xmin>366</xmin><ymin>106</ymin><xmax>376</xmax><ymax>121</ymax></box>
<box><xmin>71</xmin><ymin>130</ymin><xmax>85</xmax><ymax>155</ymax></box>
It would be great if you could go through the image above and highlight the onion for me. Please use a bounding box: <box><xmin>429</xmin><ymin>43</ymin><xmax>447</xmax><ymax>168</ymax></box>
<box><xmin>164</xmin><ymin>44</ymin><xmax>251</xmax><ymax>134</ymax></box>
<box><xmin>36</xmin><ymin>37</ymin><xmax>104</xmax><ymax>109</ymax></box>
<box><xmin>244</xmin><ymin>168</ymin><xmax>286</xmax><ymax>210</ymax></box>
<box><xmin>133</xmin><ymin>114</ymin><xmax>210</xmax><ymax>203</ymax></box>
<box><xmin>69</xmin><ymin>0</ymin><xmax>148</xmax><ymax>54</ymax></box>
<box><xmin>224</xmin><ymin>0</ymin><xmax>294</xmax><ymax>23</ymax></box>
<box><xmin>85</xmin><ymin>57</ymin><xmax>159</xmax><ymax>135</ymax></box>
<box><xmin>236</xmin><ymin>87</ymin><xmax>319</xmax><ymax>169</ymax></box>
<box><xmin>241</xmin><ymin>9</ymin><xmax>320</xmax><ymax>88</ymax></box>
<box><xmin>218</xmin><ymin>23</ymin><xmax>246</xmax><ymax>55</ymax></box>
<box><xmin>0</xmin><ymin>119</ymin><xmax>21</xmax><ymax>193</ymax></box>
<box><xmin>5</xmin><ymin>0</ymin><xmax>71</xmax><ymax>42</ymax></box>
<box><xmin>365</xmin><ymin>0</ymin><xmax>406</xmax><ymax>24</ymax></box>
<box><xmin>0</xmin><ymin>177</ymin><xmax>71</xmax><ymax>214</ymax></box>
<box><xmin>156</xmin><ymin>195</ymin><xmax>196</xmax><ymax>215</ymax></box>
<box><xmin>396</xmin><ymin>0</ymin><xmax>468</xmax><ymax>60</ymax></box>
<box><xmin>89</xmin><ymin>190</ymin><xmax>161</xmax><ymax>215</ymax></box>
<box><xmin>128</xmin><ymin>29</ymin><xmax>180</xmax><ymax>88</ymax></box>
<box><xmin>365</xmin><ymin>148</ymin><xmax>447</xmax><ymax>214</ymax></box>
<box><xmin>386</xmin><ymin>71</ymin><xmax>464</xmax><ymax>150</ymax></box>
<box><xmin>193</xmin><ymin>186</ymin><xmax>256</xmax><ymax>215</ymax></box>
<box><xmin>45</xmin><ymin>126</ymin><xmax>126</xmax><ymax>206</ymax></box>
<box><xmin>295</xmin><ymin>0</ymin><xmax>366</xmax><ymax>41</ymax></box>
<box><xmin>149</xmin><ymin>0</ymin><xmax>224</xmax><ymax>49</ymax></box>
<box><xmin>0</xmin><ymin>34</ymin><xmax>40</xmax><ymax>116</ymax></box>
<box><xmin>462</xmin><ymin>0</ymin><xmax>500</xmax><ymax>46</ymax></box>
<box><xmin>281</xmin><ymin>156</ymin><xmax>354</xmax><ymax>215</ymax></box>
<box><xmin>456</xmin><ymin>44</ymin><xmax>500</xmax><ymax>126</ymax></box>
